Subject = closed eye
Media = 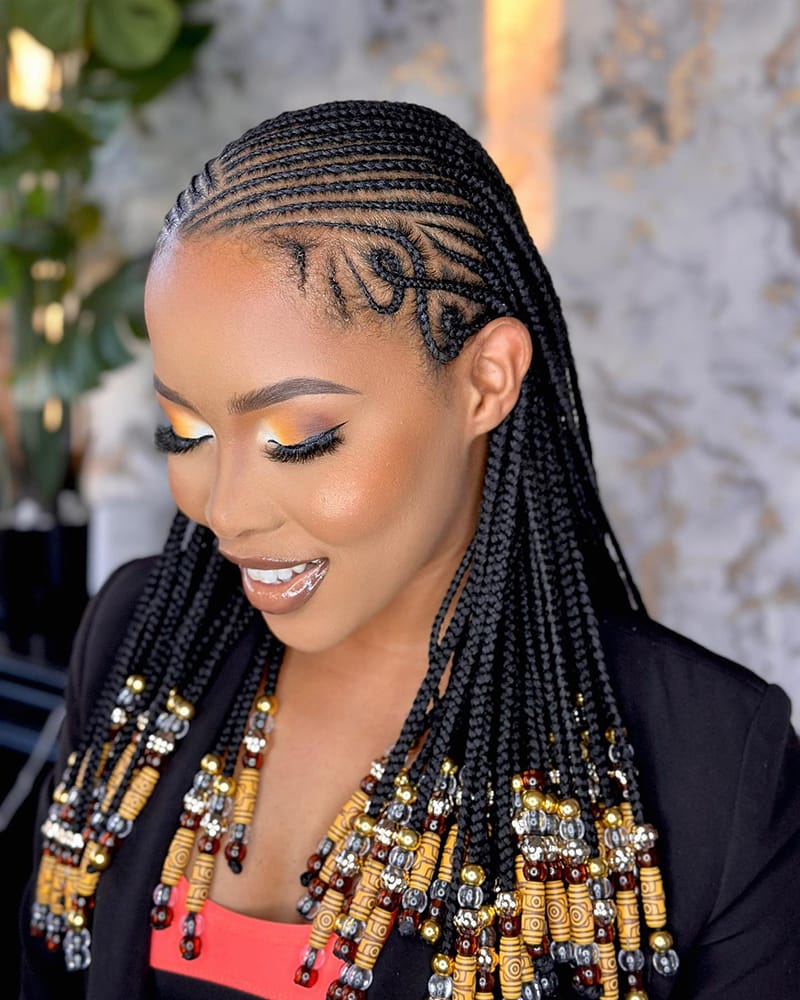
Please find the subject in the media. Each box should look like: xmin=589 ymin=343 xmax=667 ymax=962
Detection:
xmin=264 ymin=423 xmax=346 ymax=464
xmin=154 ymin=425 xmax=213 ymax=454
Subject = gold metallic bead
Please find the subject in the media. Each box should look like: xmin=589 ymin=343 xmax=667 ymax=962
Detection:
xmin=334 ymin=913 xmax=346 ymax=933
xmin=557 ymin=798 xmax=580 ymax=819
xmin=605 ymin=726 xmax=616 ymax=744
xmin=66 ymin=910 xmax=86 ymax=930
xmin=587 ymin=857 xmax=607 ymax=879
xmin=126 ymin=674 xmax=146 ymax=695
xmin=604 ymin=806 xmax=623 ymax=829
xmin=511 ymin=774 xmax=524 ymax=793
xmin=542 ymin=793 xmax=558 ymax=814
xmin=397 ymin=827 xmax=421 ymax=850
xmin=166 ymin=688 xmax=179 ymax=712
xmin=67 ymin=752 xmax=78 ymax=767
xmin=625 ymin=992 xmax=649 ymax=1000
xmin=575 ymin=692 xmax=584 ymax=707
xmin=441 ymin=758 xmax=458 ymax=775
xmin=256 ymin=694 xmax=277 ymax=714
xmin=394 ymin=770 xmax=410 ymax=787
xmin=174 ymin=699 xmax=195 ymax=721
xmin=53 ymin=783 xmax=69 ymax=805
xmin=200 ymin=754 xmax=222 ymax=774
xmin=90 ymin=847 xmax=111 ymax=871
xmin=213 ymin=776 xmax=236 ymax=796
xmin=396 ymin=785 xmax=417 ymax=805
xmin=431 ymin=953 xmax=453 ymax=976
xmin=420 ymin=920 xmax=441 ymax=944
xmin=353 ymin=813 xmax=375 ymax=835
xmin=547 ymin=732 xmax=556 ymax=744
xmin=649 ymin=930 xmax=673 ymax=952
xmin=460 ymin=864 xmax=485 ymax=886
xmin=522 ymin=789 xmax=544 ymax=810
xmin=478 ymin=904 xmax=495 ymax=927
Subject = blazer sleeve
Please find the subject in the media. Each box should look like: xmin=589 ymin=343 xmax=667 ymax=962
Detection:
xmin=18 ymin=556 xmax=159 ymax=1000
xmin=671 ymin=683 xmax=800 ymax=998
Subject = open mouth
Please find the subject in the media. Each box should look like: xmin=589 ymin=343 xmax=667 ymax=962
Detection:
xmin=239 ymin=558 xmax=329 ymax=615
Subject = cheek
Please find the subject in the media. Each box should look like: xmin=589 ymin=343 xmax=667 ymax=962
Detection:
xmin=167 ymin=459 xmax=211 ymax=526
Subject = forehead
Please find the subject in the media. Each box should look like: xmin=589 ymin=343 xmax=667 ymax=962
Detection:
xmin=144 ymin=234 xmax=434 ymax=405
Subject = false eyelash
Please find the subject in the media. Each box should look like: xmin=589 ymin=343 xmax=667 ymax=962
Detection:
xmin=265 ymin=424 xmax=345 ymax=464
xmin=154 ymin=425 xmax=209 ymax=455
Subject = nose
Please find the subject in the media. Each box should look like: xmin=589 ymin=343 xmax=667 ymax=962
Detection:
xmin=203 ymin=444 xmax=286 ymax=542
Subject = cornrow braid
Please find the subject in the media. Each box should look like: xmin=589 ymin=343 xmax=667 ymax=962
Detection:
xmin=31 ymin=101 xmax=680 ymax=999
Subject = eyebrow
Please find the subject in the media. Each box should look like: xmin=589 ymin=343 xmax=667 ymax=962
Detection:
xmin=153 ymin=374 xmax=360 ymax=414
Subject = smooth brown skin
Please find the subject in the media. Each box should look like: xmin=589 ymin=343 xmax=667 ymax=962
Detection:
xmin=145 ymin=234 xmax=532 ymax=922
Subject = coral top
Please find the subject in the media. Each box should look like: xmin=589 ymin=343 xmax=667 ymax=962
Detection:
xmin=150 ymin=876 xmax=342 ymax=1000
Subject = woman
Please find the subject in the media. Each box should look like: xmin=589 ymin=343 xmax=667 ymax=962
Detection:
xmin=21 ymin=101 xmax=800 ymax=1000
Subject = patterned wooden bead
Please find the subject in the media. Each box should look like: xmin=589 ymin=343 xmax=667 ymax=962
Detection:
xmin=640 ymin=866 xmax=667 ymax=929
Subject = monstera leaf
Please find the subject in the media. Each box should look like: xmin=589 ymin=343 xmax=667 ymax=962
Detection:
xmin=9 ymin=0 xmax=182 ymax=70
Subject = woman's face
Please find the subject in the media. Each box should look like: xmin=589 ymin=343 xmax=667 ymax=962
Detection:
xmin=145 ymin=235 xmax=487 ymax=653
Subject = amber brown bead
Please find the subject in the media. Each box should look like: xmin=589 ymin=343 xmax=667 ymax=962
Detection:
xmin=197 ymin=836 xmax=219 ymax=855
xmin=499 ymin=915 xmax=521 ymax=936
xmin=637 ymin=846 xmax=660 ymax=867
xmin=524 ymin=860 xmax=548 ymax=882
xmin=456 ymin=934 xmax=477 ymax=956
xmin=563 ymin=863 xmax=587 ymax=885
xmin=595 ymin=924 xmax=616 ymax=943
xmin=613 ymin=871 xmax=638 ymax=891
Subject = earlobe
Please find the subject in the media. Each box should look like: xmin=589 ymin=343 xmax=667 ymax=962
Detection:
xmin=465 ymin=316 xmax=533 ymax=436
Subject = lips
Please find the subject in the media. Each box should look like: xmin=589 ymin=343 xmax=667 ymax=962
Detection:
xmin=220 ymin=550 xmax=330 ymax=615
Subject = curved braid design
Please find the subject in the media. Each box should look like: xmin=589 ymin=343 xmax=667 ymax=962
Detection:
xmin=31 ymin=102 xmax=680 ymax=999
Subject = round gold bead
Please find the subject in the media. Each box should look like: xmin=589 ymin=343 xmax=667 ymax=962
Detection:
xmin=67 ymin=910 xmax=86 ymax=930
xmin=90 ymin=847 xmax=111 ymax=871
xmin=53 ymin=783 xmax=69 ymax=805
xmin=396 ymin=785 xmax=417 ymax=805
xmin=420 ymin=920 xmax=441 ymax=944
xmin=213 ymin=776 xmax=236 ymax=796
xmin=335 ymin=913 xmax=346 ymax=933
xmin=166 ymin=688 xmax=178 ymax=712
xmin=649 ymin=930 xmax=673 ymax=952
xmin=557 ymin=797 xmax=580 ymax=819
xmin=67 ymin=751 xmax=78 ymax=767
xmin=460 ymin=864 xmax=485 ymax=886
xmin=575 ymin=692 xmax=584 ymax=707
xmin=174 ymin=699 xmax=195 ymax=721
xmin=126 ymin=675 xmax=146 ymax=695
xmin=394 ymin=770 xmax=410 ymax=787
xmin=542 ymin=793 xmax=558 ymax=814
xmin=353 ymin=813 xmax=375 ymax=835
xmin=397 ymin=827 xmax=421 ymax=850
xmin=256 ymin=694 xmax=277 ymax=714
xmin=431 ymin=953 xmax=453 ymax=976
xmin=604 ymin=806 xmax=624 ymax=828
xmin=522 ymin=789 xmax=544 ymax=810
xmin=625 ymin=992 xmax=648 ymax=1000
xmin=605 ymin=726 xmax=617 ymax=744
xmin=587 ymin=857 xmax=607 ymax=879
xmin=478 ymin=904 xmax=495 ymax=927
xmin=511 ymin=774 xmax=524 ymax=793
xmin=441 ymin=758 xmax=458 ymax=775
xmin=200 ymin=754 xmax=222 ymax=774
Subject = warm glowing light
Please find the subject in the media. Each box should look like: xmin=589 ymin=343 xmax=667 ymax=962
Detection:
xmin=43 ymin=303 xmax=65 ymax=344
xmin=43 ymin=396 xmax=64 ymax=433
xmin=31 ymin=260 xmax=67 ymax=281
xmin=7 ymin=28 xmax=61 ymax=110
xmin=483 ymin=0 xmax=563 ymax=248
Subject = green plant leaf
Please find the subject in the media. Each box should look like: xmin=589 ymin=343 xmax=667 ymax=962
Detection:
xmin=0 ymin=106 xmax=97 ymax=179
xmin=7 ymin=0 xmax=87 ymax=52
xmin=89 ymin=0 xmax=182 ymax=71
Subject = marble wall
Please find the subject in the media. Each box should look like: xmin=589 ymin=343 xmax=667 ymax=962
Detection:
xmin=84 ymin=0 xmax=799 ymax=713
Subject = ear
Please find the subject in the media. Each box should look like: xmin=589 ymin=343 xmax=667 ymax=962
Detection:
xmin=459 ymin=316 xmax=533 ymax=438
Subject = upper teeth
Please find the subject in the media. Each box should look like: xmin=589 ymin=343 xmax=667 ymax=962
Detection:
xmin=245 ymin=563 xmax=308 ymax=584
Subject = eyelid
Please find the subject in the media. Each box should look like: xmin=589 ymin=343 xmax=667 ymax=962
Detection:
xmin=264 ymin=422 xmax=346 ymax=462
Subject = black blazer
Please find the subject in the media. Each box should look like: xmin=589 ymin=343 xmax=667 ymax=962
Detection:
xmin=19 ymin=557 xmax=800 ymax=1000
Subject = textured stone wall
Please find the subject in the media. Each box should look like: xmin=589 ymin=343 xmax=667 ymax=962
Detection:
xmin=85 ymin=0 xmax=798 ymax=713
xmin=546 ymin=0 xmax=800 ymax=713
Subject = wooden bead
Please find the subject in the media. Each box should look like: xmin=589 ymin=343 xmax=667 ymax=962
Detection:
xmin=185 ymin=851 xmax=215 ymax=912
xmin=118 ymin=764 xmax=160 ymax=821
xmin=567 ymin=882 xmax=595 ymax=945
xmin=545 ymin=880 xmax=570 ymax=941
xmin=408 ymin=830 xmax=440 ymax=892
xmin=75 ymin=868 xmax=101 ymax=899
xmin=349 ymin=857 xmax=383 ymax=922
xmin=453 ymin=953 xmax=476 ymax=1000
xmin=356 ymin=898 xmax=394 ymax=969
xmin=327 ymin=789 xmax=369 ymax=845
xmin=498 ymin=935 xmax=524 ymax=1000
xmin=437 ymin=823 xmax=459 ymax=884
xmin=160 ymin=827 xmax=196 ymax=886
xmin=598 ymin=941 xmax=619 ymax=1000
xmin=309 ymin=888 xmax=346 ymax=950
xmin=640 ymin=865 xmax=667 ymax=929
xmin=520 ymin=880 xmax=546 ymax=947
xmin=615 ymin=888 xmax=641 ymax=951
xmin=101 ymin=740 xmax=137 ymax=810
xmin=35 ymin=853 xmax=57 ymax=906
xmin=232 ymin=767 xmax=260 ymax=826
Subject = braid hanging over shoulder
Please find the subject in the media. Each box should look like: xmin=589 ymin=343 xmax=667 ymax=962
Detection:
xmin=31 ymin=101 xmax=679 ymax=1000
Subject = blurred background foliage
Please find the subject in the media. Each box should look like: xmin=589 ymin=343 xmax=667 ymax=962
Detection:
xmin=0 ymin=0 xmax=212 ymax=511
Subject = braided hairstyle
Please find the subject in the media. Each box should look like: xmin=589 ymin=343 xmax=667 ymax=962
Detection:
xmin=36 ymin=102 xmax=673 ymax=998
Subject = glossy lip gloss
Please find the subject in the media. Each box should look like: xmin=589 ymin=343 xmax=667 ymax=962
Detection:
xmin=232 ymin=556 xmax=330 ymax=615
